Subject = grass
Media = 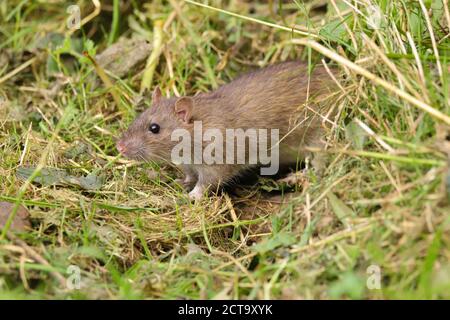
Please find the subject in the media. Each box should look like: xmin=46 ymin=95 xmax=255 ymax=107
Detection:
xmin=0 ymin=0 xmax=449 ymax=299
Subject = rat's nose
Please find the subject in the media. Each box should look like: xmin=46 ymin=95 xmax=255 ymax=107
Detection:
xmin=116 ymin=140 xmax=127 ymax=155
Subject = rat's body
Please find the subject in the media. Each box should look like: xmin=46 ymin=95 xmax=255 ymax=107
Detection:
xmin=117 ymin=61 xmax=338 ymax=200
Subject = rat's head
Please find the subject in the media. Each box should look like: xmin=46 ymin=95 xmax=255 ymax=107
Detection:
xmin=116 ymin=87 xmax=194 ymax=163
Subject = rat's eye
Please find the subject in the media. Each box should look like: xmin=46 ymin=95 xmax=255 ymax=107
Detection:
xmin=149 ymin=123 xmax=160 ymax=134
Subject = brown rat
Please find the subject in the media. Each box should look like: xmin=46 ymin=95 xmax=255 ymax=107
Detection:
xmin=117 ymin=61 xmax=339 ymax=200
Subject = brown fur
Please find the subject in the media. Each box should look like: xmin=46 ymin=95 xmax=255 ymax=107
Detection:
xmin=117 ymin=61 xmax=339 ymax=199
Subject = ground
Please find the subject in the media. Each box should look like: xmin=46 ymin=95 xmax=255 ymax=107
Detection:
xmin=0 ymin=0 xmax=449 ymax=299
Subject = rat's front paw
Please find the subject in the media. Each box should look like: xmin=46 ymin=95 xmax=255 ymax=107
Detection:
xmin=188 ymin=185 xmax=204 ymax=201
xmin=276 ymin=170 xmax=307 ymax=186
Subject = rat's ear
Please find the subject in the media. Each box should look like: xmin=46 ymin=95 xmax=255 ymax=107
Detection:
xmin=175 ymin=97 xmax=193 ymax=123
xmin=152 ymin=86 xmax=162 ymax=104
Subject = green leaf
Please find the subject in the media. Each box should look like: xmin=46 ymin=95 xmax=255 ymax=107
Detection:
xmin=327 ymin=192 xmax=355 ymax=227
xmin=299 ymin=216 xmax=319 ymax=246
xmin=17 ymin=166 xmax=104 ymax=190
xmin=252 ymin=231 xmax=296 ymax=254
xmin=418 ymin=229 xmax=442 ymax=298
xmin=328 ymin=272 xmax=366 ymax=299
xmin=345 ymin=120 xmax=368 ymax=150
